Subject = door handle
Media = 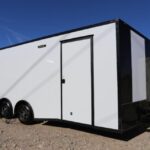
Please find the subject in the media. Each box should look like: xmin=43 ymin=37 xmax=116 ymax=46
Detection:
xmin=62 ymin=79 xmax=66 ymax=84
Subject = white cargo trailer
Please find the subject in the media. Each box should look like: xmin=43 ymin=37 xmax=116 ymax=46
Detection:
xmin=0 ymin=19 xmax=150 ymax=133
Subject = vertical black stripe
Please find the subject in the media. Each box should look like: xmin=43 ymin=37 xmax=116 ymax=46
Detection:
xmin=117 ymin=20 xmax=145 ymax=131
xmin=146 ymin=39 xmax=150 ymax=101
xmin=116 ymin=21 xmax=122 ymax=130
xmin=90 ymin=36 xmax=94 ymax=126
xmin=117 ymin=20 xmax=133 ymax=131
xmin=60 ymin=43 xmax=63 ymax=119
xmin=118 ymin=20 xmax=132 ymax=104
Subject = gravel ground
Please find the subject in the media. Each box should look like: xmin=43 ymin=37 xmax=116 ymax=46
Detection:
xmin=0 ymin=119 xmax=150 ymax=150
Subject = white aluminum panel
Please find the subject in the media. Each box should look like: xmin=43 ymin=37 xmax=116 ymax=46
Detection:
xmin=0 ymin=23 xmax=118 ymax=130
xmin=93 ymin=24 xmax=118 ymax=129
xmin=62 ymin=38 xmax=92 ymax=125
xmin=0 ymin=37 xmax=63 ymax=118
xmin=131 ymin=31 xmax=146 ymax=102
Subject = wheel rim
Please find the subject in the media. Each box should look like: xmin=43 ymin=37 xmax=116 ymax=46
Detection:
xmin=19 ymin=106 xmax=30 ymax=122
xmin=1 ymin=103 xmax=9 ymax=117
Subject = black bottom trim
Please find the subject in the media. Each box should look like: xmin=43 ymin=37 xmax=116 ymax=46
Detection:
xmin=33 ymin=118 xmax=150 ymax=140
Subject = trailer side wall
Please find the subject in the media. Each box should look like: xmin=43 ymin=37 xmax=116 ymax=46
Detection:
xmin=0 ymin=23 xmax=118 ymax=130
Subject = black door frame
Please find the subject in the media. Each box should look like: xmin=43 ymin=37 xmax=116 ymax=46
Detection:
xmin=60 ymin=35 xmax=94 ymax=126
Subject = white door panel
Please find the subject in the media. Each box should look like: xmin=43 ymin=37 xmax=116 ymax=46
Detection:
xmin=62 ymin=37 xmax=92 ymax=125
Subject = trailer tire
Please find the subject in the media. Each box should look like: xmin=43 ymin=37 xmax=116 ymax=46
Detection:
xmin=17 ymin=104 xmax=34 ymax=124
xmin=0 ymin=99 xmax=13 ymax=119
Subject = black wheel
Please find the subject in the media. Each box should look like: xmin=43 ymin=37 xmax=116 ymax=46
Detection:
xmin=17 ymin=104 xmax=34 ymax=124
xmin=0 ymin=100 xmax=13 ymax=119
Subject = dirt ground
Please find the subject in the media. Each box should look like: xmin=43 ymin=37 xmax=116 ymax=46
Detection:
xmin=0 ymin=119 xmax=150 ymax=150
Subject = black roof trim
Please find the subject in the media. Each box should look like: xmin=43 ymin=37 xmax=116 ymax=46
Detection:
xmin=118 ymin=19 xmax=150 ymax=41
xmin=0 ymin=18 xmax=149 ymax=50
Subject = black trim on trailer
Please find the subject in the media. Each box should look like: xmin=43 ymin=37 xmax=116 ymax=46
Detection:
xmin=61 ymin=35 xmax=93 ymax=44
xmin=34 ymin=118 xmax=122 ymax=133
xmin=117 ymin=20 xmax=150 ymax=131
xmin=33 ymin=118 xmax=144 ymax=135
xmin=91 ymin=36 xmax=95 ymax=126
xmin=146 ymin=39 xmax=150 ymax=102
xmin=60 ymin=35 xmax=94 ymax=125
xmin=118 ymin=20 xmax=133 ymax=104
xmin=60 ymin=43 xmax=63 ymax=119
xmin=117 ymin=20 xmax=136 ymax=131
xmin=119 ymin=20 xmax=149 ymax=41
xmin=116 ymin=20 xmax=122 ymax=131
xmin=121 ymin=99 xmax=148 ymax=106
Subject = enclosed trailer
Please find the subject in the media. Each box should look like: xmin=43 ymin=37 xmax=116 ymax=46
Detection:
xmin=0 ymin=19 xmax=150 ymax=133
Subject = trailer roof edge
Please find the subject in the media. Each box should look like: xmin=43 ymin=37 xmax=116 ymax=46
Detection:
xmin=118 ymin=19 xmax=150 ymax=41
xmin=0 ymin=18 xmax=149 ymax=50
